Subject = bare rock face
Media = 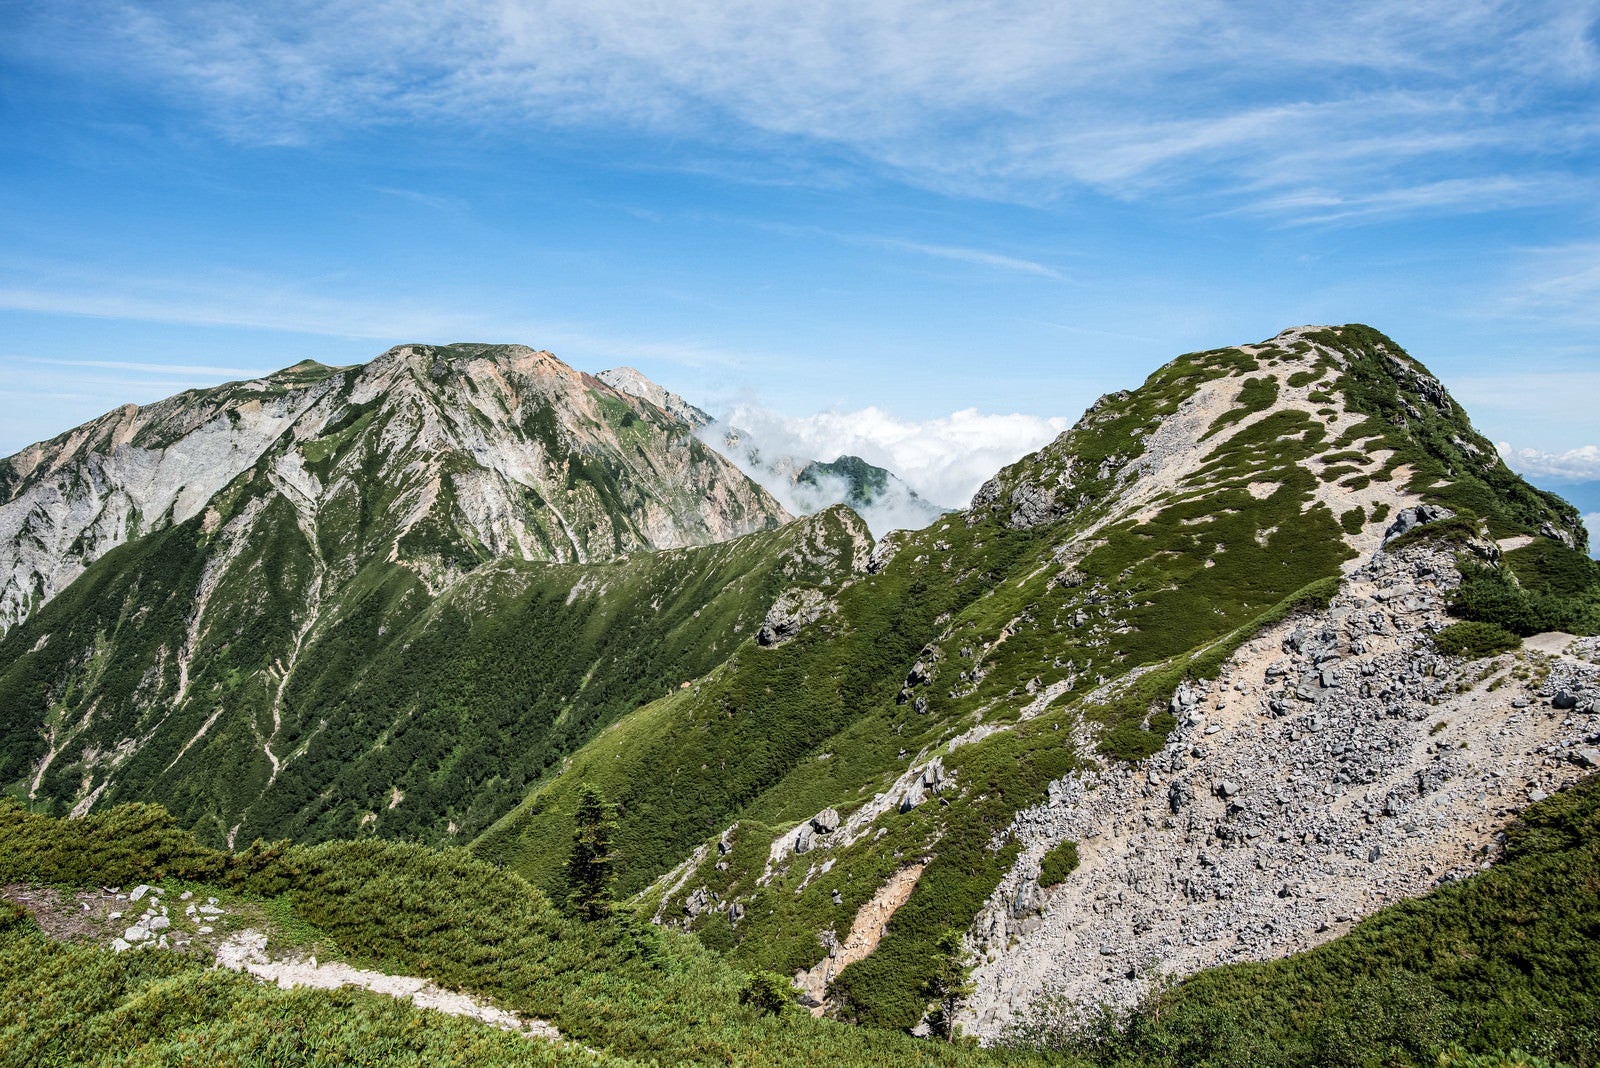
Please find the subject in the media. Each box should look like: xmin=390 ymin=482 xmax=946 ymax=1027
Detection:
xmin=0 ymin=378 xmax=333 ymax=635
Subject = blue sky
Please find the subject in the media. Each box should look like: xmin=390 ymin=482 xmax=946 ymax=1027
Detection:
xmin=2 ymin=1 xmax=1598 ymax=519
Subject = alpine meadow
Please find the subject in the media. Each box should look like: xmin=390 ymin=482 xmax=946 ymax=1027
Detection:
xmin=6 ymin=2 xmax=1600 ymax=1064
xmin=2 ymin=324 xmax=1597 ymax=1066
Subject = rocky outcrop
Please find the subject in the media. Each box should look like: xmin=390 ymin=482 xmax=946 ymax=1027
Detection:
xmin=757 ymin=587 xmax=836 ymax=646
xmin=1382 ymin=504 xmax=1456 ymax=545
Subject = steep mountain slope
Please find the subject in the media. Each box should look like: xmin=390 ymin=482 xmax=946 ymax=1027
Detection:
xmin=477 ymin=325 xmax=1597 ymax=1033
xmin=0 ymin=343 xmax=809 ymax=844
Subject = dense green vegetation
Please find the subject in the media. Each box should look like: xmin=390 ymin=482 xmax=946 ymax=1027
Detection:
xmin=1005 ymin=775 xmax=1600 ymax=1067
xmin=1038 ymin=840 xmax=1080 ymax=887
xmin=0 ymin=798 xmax=1047 ymax=1067
xmin=1448 ymin=554 xmax=1600 ymax=637
xmin=1432 ymin=621 xmax=1523 ymax=659
xmin=0 ymin=495 xmax=859 ymax=847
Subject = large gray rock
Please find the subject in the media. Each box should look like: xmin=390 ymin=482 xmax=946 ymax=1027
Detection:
xmin=810 ymin=808 xmax=841 ymax=834
xmin=1381 ymin=505 xmax=1456 ymax=545
xmin=900 ymin=784 xmax=925 ymax=813
xmin=1006 ymin=483 xmax=1063 ymax=530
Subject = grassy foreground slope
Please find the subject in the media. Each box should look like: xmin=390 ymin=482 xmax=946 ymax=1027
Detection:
xmin=3 ymin=783 xmax=1595 ymax=1066
xmin=0 ymin=797 xmax=1043 ymax=1068
xmin=478 ymin=326 xmax=1595 ymax=1032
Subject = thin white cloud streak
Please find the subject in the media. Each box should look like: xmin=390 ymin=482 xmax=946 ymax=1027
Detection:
xmin=1450 ymin=372 xmax=1600 ymax=424
xmin=0 ymin=272 xmax=783 ymax=374
xmin=874 ymin=239 xmax=1065 ymax=280
xmin=0 ymin=283 xmax=440 ymax=340
xmin=1236 ymin=174 xmax=1586 ymax=226
xmin=1497 ymin=442 xmax=1600 ymax=481
xmin=372 ymin=187 xmax=468 ymax=212
xmin=1495 ymin=243 xmax=1600 ymax=327
xmin=742 ymin=218 xmax=1068 ymax=280
xmin=19 ymin=357 xmax=276 ymax=378
xmin=15 ymin=0 xmax=1599 ymax=217
xmin=715 ymin=401 xmax=1069 ymax=507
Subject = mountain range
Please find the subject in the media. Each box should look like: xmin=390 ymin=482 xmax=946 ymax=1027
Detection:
xmin=2 ymin=324 xmax=1597 ymax=1065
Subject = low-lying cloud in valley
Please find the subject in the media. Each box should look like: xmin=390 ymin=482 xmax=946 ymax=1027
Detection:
xmin=703 ymin=402 xmax=1069 ymax=535
xmin=1497 ymin=442 xmax=1600 ymax=481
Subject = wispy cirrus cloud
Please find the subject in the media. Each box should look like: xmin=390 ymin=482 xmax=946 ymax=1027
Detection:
xmin=11 ymin=0 xmax=1598 ymax=218
xmin=0 ymin=263 xmax=794 ymax=373
xmin=19 ymin=356 xmax=275 ymax=378
xmin=873 ymin=239 xmax=1066 ymax=280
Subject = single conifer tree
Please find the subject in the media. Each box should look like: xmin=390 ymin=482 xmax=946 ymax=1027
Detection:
xmin=566 ymin=783 xmax=618 ymax=920
xmin=925 ymin=929 xmax=975 ymax=1041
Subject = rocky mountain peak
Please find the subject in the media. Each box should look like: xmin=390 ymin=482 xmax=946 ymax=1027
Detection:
xmin=967 ymin=323 xmax=1582 ymax=559
xmin=0 ymin=342 xmax=789 ymax=634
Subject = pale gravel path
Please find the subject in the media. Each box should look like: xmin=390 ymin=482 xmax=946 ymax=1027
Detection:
xmin=215 ymin=928 xmax=561 ymax=1040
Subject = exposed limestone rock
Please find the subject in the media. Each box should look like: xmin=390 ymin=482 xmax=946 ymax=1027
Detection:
xmin=595 ymin=367 xmax=713 ymax=429
xmin=961 ymin=543 xmax=1600 ymax=1037
xmin=1382 ymin=504 xmax=1456 ymax=545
